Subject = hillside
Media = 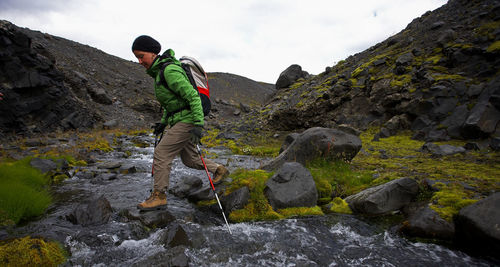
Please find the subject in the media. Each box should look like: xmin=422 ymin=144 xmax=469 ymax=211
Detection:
xmin=0 ymin=20 xmax=274 ymax=138
xmin=240 ymin=0 xmax=499 ymax=145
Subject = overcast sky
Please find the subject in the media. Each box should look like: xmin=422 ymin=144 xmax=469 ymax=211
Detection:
xmin=0 ymin=0 xmax=447 ymax=83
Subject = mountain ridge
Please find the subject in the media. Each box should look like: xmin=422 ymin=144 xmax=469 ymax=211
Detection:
xmin=0 ymin=21 xmax=274 ymax=138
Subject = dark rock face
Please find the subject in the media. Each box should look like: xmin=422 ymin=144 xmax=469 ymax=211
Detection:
xmin=455 ymin=192 xmax=500 ymax=256
xmin=260 ymin=0 xmax=500 ymax=143
xmin=263 ymin=127 xmax=362 ymax=171
xmin=264 ymin=162 xmax=318 ymax=210
xmin=345 ymin=178 xmax=419 ymax=215
xmin=0 ymin=20 xmax=97 ymax=137
xmin=66 ymin=195 xmax=113 ymax=226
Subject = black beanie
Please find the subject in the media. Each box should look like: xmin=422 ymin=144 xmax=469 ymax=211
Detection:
xmin=132 ymin=35 xmax=161 ymax=54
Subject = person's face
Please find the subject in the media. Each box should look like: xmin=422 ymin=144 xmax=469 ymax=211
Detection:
xmin=133 ymin=50 xmax=157 ymax=69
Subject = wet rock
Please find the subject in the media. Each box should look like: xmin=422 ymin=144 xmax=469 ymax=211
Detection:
xmin=159 ymin=223 xmax=192 ymax=248
xmin=66 ymin=195 xmax=113 ymax=226
xmin=74 ymin=170 xmax=94 ymax=179
xmin=170 ymin=247 xmax=189 ymax=267
xmin=221 ymin=186 xmax=250 ymax=213
xmin=345 ymin=177 xmax=419 ymax=215
xmin=30 ymin=157 xmax=58 ymax=174
xmin=169 ymin=175 xmax=203 ymax=198
xmin=400 ymin=206 xmax=455 ymax=240
xmin=98 ymin=161 xmax=122 ymax=169
xmin=264 ymin=162 xmax=318 ymax=210
xmin=124 ymin=208 xmax=176 ymax=229
xmin=275 ymin=64 xmax=308 ymax=89
xmin=93 ymin=173 xmax=118 ymax=181
xmin=119 ymin=164 xmax=137 ymax=174
xmin=187 ymin=185 xmax=214 ymax=202
xmin=455 ymin=192 xmax=500 ymax=256
xmin=263 ymin=127 xmax=362 ymax=171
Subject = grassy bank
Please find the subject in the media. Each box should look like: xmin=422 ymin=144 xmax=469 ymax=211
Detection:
xmin=0 ymin=157 xmax=52 ymax=225
xmin=205 ymin=127 xmax=499 ymax=222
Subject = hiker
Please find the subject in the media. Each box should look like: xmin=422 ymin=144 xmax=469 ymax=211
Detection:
xmin=131 ymin=35 xmax=229 ymax=211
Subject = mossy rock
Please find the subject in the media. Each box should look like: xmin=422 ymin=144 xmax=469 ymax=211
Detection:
xmin=0 ymin=236 xmax=66 ymax=266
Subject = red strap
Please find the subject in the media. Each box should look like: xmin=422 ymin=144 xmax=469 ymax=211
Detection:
xmin=198 ymin=87 xmax=209 ymax=97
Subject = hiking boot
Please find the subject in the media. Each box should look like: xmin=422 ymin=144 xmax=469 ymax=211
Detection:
xmin=137 ymin=190 xmax=167 ymax=211
xmin=212 ymin=165 xmax=229 ymax=184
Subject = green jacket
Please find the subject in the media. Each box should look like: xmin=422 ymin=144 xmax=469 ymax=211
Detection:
xmin=146 ymin=49 xmax=204 ymax=127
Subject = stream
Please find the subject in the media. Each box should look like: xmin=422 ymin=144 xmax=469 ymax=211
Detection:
xmin=11 ymin=134 xmax=497 ymax=266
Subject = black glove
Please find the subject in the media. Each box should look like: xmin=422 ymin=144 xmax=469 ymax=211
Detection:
xmin=189 ymin=126 xmax=203 ymax=144
xmin=152 ymin=122 xmax=166 ymax=136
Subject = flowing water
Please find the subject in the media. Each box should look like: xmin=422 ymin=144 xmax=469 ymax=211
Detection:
xmin=12 ymin=134 xmax=497 ymax=266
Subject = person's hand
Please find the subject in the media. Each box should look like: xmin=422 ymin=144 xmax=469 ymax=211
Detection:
xmin=152 ymin=122 xmax=166 ymax=136
xmin=0 ymin=92 xmax=3 ymax=100
xmin=189 ymin=126 xmax=203 ymax=144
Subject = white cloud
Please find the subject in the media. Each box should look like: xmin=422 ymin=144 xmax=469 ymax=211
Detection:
xmin=0 ymin=0 xmax=447 ymax=83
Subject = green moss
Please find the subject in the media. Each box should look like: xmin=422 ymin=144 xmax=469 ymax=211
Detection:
xmin=307 ymin=158 xmax=373 ymax=197
xmin=227 ymin=169 xmax=279 ymax=222
xmin=0 ymin=236 xmax=66 ymax=266
xmin=278 ymin=206 xmax=323 ymax=218
xmin=0 ymin=158 xmax=52 ymax=224
xmin=351 ymin=127 xmax=500 ymax=220
xmin=329 ymin=197 xmax=352 ymax=214
xmin=351 ymin=53 xmax=389 ymax=78
xmin=73 ymin=160 xmax=88 ymax=167
xmin=475 ymin=21 xmax=500 ymax=40
xmin=429 ymin=183 xmax=478 ymax=221
xmin=487 ymin=40 xmax=500 ymax=53
xmin=432 ymin=74 xmax=466 ymax=81
xmin=52 ymin=174 xmax=69 ymax=184
xmin=390 ymin=74 xmax=412 ymax=87
xmin=201 ymin=128 xmax=281 ymax=157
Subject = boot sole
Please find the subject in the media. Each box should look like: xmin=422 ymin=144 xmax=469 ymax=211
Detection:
xmin=137 ymin=204 xmax=167 ymax=211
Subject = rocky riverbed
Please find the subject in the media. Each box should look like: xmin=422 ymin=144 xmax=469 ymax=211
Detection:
xmin=2 ymin=133 xmax=498 ymax=266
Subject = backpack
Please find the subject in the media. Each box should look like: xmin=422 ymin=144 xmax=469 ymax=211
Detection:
xmin=159 ymin=56 xmax=211 ymax=117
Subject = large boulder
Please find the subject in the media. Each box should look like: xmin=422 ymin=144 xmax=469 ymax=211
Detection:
xmin=275 ymin=64 xmax=308 ymax=89
xmin=454 ymin=192 xmax=500 ymax=256
xmin=262 ymin=127 xmax=362 ymax=171
xmin=264 ymin=162 xmax=317 ymax=210
xmin=345 ymin=177 xmax=419 ymax=215
xmin=400 ymin=206 xmax=455 ymax=240
xmin=461 ymin=102 xmax=500 ymax=139
xmin=66 ymin=195 xmax=113 ymax=226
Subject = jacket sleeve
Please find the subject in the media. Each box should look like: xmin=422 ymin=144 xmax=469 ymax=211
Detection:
xmin=164 ymin=65 xmax=204 ymax=126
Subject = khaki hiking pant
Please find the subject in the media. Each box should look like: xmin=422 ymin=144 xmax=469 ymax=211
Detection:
xmin=153 ymin=122 xmax=220 ymax=192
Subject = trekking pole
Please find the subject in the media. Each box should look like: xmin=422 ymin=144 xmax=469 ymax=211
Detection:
xmin=196 ymin=144 xmax=232 ymax=235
